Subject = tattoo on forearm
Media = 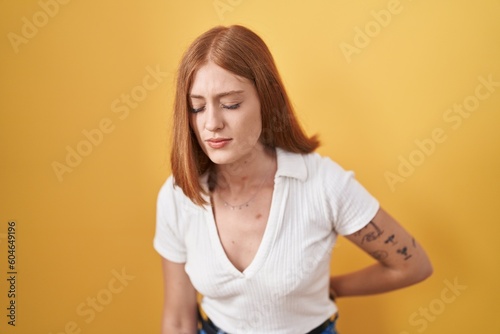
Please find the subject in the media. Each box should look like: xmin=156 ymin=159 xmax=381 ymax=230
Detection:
xmin=397 ymin=246 xmax=412 ymax=260
xmin=357 ymin=221 xmax=384 ymax=243
xmin=384 ymin=234 xmax=397 ymax=245
xmin=370 ymin=250 xmax=388 ymax=260
xmin=412 ymin=238 xmax=417 ymax=248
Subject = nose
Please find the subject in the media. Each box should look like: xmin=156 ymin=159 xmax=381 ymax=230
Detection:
xmin=204 ymin=104 xmax=224 ymax=132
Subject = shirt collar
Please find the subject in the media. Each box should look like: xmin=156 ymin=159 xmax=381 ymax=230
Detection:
xmin=199 ymin=147 xmax=308 ymax=187
xmin=275 ymin=147 xmax=308 ymax=181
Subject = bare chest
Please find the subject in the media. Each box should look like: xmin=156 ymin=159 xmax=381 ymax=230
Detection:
xmin=212 ymin=186 xmax=273 ymax=272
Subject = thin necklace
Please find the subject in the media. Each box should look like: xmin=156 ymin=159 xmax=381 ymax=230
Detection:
xmin=218 ymin=175 xmax=269 ymax=210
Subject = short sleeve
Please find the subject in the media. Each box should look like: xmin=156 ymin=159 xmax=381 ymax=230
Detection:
xmin=321 ymin=157 xmax=380 ymax=235
xmin=153 ymin=176 xmax=187 ymax=263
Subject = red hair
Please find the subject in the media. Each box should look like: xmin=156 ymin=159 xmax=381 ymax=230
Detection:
xmin=171 ymin=25 xmax=319 ymax=205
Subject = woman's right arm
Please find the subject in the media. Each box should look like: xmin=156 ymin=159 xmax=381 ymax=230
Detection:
xmin=160 ymin=257 xmax=198 ymax=334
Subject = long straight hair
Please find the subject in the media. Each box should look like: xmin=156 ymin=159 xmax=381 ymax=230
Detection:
xmin=171 ymin=25 xmax=319 ymax=206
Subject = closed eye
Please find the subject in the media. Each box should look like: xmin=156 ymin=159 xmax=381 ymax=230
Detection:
xmin=190 ymin=106 xmax=205 ymax=113
xmin=223 ymin=103 xmax=241 ymax=110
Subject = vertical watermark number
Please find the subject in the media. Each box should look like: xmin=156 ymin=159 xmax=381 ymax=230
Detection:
xmin=6 ymin=221 xmax=17 ymax=326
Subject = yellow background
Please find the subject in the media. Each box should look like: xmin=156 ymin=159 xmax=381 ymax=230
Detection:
xmin=1 ymin=0 xmax=499 ymax=333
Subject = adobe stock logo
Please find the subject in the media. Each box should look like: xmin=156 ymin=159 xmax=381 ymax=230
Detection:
xmin=399 ymin=277 xmax=467 ymax=334
xmin=385 ymin=74 xmax=499 ymax=192
xmin=213 ymin=0 xmax=244 ymax=21
xmin=48 ymin=268 xmax=135 ymax=334
xmin=339 ymin=0 xmax=415 ymax=64
xmin=7 ymin=0 xmax=72 ymax=54
xmin=51 ymin=65 xmax=169 ymax=182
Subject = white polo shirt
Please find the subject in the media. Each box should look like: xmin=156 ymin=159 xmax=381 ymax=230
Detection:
xmin=154 ymin=148 xmax=379 ymax=333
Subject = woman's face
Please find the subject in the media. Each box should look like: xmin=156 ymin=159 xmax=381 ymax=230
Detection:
xmin=189 ymin=61 xmax=263 ymax=166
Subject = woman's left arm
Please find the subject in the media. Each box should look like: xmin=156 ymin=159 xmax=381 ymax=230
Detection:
xmin=330 ymin=207 xmax=433 ymax=298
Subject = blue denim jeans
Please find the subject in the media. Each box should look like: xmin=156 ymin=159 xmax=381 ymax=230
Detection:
xmin=320 ymin=318 xmax=338 ymax=334
xmin=198 ymin=316 xmax=338 ymax=334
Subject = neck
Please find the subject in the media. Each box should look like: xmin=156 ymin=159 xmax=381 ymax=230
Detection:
xmin=213 ymin=145 xmax=276 ymax=194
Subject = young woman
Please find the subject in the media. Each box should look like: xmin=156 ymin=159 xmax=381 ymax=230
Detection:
xmin=154 ymin=25 xmax=432 ymax=334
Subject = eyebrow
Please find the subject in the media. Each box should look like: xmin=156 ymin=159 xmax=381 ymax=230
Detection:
xmin=189 ymin=90 xmax=244 ymax=99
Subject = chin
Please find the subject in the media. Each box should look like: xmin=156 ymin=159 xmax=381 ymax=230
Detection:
xmin=205 ymin=148 xmax=251 ymax=167
xmin=205 ymin=150 xmax=236 ymax=165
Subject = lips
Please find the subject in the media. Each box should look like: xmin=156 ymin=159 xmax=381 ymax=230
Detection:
xmin=206 ymin=138 xmax=232 ymax=149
